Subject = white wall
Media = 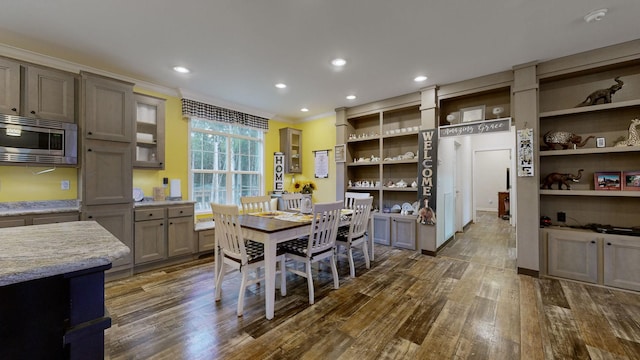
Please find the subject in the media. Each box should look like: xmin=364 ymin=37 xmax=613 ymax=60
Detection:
xmin=474 ymin=150 xmax=510 ymax=211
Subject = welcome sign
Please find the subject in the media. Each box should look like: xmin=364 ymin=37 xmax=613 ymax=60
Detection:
xmin=418 ymin=129 xmax=437 ymax=225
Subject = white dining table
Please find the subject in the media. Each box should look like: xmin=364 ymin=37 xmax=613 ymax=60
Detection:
xmin=213 ymin=210 xmax=372 ymax=320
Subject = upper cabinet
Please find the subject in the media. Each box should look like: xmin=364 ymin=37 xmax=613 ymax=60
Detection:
xmin=134 ymin=93 xmax=166 ymax=169
xmin=0 ymin=57 xmax=76 ymax=123
xmin=280 ymin=127 xmax=302 ymax=173
xmin=82 ymin=72 xmax=134 ymax=143
xmin=0 ymin=57 xmax=20 ymax=115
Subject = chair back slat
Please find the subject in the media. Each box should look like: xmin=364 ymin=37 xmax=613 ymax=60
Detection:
xmin=211 ymin=203 xmax=247 ymax=263
xmin=282 ymin=193 xmax=304 ymax=210
xmin=344 ymin=191 xmax=370 ymax=209
xmin=347 ymin=197 xmax=373 ymax=242
xmin=306 ymin=201 xmax=342 ymax=255
xmin=240 ymin=195 xmax=272 ymax=214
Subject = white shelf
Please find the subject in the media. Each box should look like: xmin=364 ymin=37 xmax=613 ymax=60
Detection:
xmin=347 ymin=162 xmax=380 ymax=167
xmin=540 ymin=145 xmax=640 ymax=156
xmin=539 ymin=99 xmax=640 ymax=118
xmin=540 ymin=190 xmax=640 ymax=197
xmin=383 ymin=187 xmax=418 ymax=192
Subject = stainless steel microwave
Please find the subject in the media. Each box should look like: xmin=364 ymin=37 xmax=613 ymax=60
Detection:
xmin=0 ymin=114 xmax=78 ymax=165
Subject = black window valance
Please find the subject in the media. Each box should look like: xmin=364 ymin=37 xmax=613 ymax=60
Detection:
xmin=181 ymin=98 xmax=269 ymax=130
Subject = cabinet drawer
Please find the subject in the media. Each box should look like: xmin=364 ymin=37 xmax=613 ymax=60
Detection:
xmin=168 ymin=206 xmax=193 ymax=218
xmin=32 ymin=213 xmax=79 ymax=225
xmin=134 ymin=208 xmax=164 ymax=221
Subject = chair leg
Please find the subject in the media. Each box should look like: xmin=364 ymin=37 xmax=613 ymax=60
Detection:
xmin=347 ymin=246 xmax=356 ymax=278
xmin=306 ymin=260 xmax=315 ymax=305
xmin=215 ymin=263 xmax=225 ymax=301
xmin=237 ymin=269 xmax=248 ymax=317
xmin=279 ymin=257 xmax=287 ymax=296
xmin=363 ymin=241 xmax=371 ymax=269
xmin=330 ymin=253 xmax=340 ymax=289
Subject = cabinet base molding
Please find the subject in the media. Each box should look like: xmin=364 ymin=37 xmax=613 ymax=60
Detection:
xmin=421 ymin=249 xmax=436 ymax=257
xmin=517 ymin=267 xmax=539 ymax=277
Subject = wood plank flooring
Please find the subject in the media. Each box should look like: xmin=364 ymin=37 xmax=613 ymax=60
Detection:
xmin=105 ymin=211 xmax=640 ymax=359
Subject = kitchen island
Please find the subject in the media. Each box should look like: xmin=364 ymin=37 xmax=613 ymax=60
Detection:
xmin=0 ymin=221 xmax=129 ymax=359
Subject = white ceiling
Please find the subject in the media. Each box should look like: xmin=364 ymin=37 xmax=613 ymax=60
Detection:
xmin=1 ymin=1 xmax=639 ymax=122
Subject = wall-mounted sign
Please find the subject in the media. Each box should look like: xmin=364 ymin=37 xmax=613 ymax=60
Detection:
xmin=439 ymin=118 xmax=511 ymax=138
xmin=418 ymin=129 xmax=437 ymax=225
xmin=517 ymin=129 xmax=534 ymax=177
xmin=274 ymin=152 xmax=285 ymax=192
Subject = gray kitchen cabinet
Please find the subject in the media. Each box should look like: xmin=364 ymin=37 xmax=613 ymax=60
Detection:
xmin=83 ymin=204 xmax=133 ymax=272
xmin=603 ymin=235 xmax=640 ymax=291
xmin=167 ymin=205 xmax=195 ymax=257
xmin=0 ymin=57 xmax=20 ymax=115
xmin=134 ymin=208 xmax=166 ymax=265
xmin=134 ymin=93 xmax=166 ymax=169
xmin=23 ymin=64 xmax=76 ymax=123
xmin=82 ymin=72 xmax=134 ymax=142
xmin=391 ymin=214 xmax=416 ymax=250
xmin=547 ymin=229 xmax=598 ymax=284
xmin=372 ymin=214 xmax=391 ymax=246
xmin=0 ymin=217 xmax=26 ymax=228
xmin=31 ymin=213 xmax=79 ymax=225
xmin=279 ymin=127 xmax=302 ymax=173
xmin=198 ymin=229 xmax=215 ymax=252
xmin=83 ymin=140 xmax=133 ymax=205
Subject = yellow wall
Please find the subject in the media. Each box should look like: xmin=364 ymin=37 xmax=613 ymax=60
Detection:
xmin=0 ymin=165 xmax=78 ymax=201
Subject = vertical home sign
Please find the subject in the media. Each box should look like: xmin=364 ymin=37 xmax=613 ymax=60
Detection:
xmin=274 ymin=152 xmax=285 ymax=193
xmin=418 ymin=129 xmax=437 ymax=225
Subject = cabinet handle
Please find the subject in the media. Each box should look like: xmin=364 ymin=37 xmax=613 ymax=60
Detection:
xmin=607 ymin=242 xmax=612 ymax=246
xmin=179 ymin=210 xmax=183 ymax=214
xmin=88 ymin=149 xmax=92 ymax=152
xmin=88 ymin=131 xmax=93 ymax=135
xmin=88 ymin=215 xmax=93 ymax=219
xmin=159 ymin=162 xmax=163 ymax=166
xmin=170 ymin=222 xmax=173 ymax=225
xmin=30 ymin=110 xmax=36 ymax=114
xmin=591 ymin=240 xmax=596 ymax=244
xmin=160 ymin=223 xmax=163 ymax=226
xmin=11 ymin=107 xmax=16 ymax=112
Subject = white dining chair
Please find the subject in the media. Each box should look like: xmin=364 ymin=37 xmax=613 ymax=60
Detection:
xmin=280 ymin=201 xmax=342 ymax=304
xmin=211 ymin=203 xmax=287 ymax=316
xmin=344 ymin=191 xmax=370 ymax=209
xmin=240 ymin=195 xmax=272 ymax=214
xmin=336 ymin=196 xmax=373 ymax=277
xmin=281 ymin=193 xmax=304 ymax=210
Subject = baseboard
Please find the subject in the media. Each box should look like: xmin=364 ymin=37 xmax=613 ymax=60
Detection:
xmin=517 ymin=267 xmax=539 ymax=278
xmin=421 ymin=249 xmax=436 ymax=257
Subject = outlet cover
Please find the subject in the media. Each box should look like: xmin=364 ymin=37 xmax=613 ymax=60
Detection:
xmin=61 ymin=180 xmax=70 ymax=190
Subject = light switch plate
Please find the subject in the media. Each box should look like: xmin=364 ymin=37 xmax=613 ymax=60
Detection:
xmin=61 ymin=180 xmax=70 ymax=190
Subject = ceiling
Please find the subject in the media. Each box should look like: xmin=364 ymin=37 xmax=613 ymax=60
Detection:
xmin=1 ymin=1 xmax=639 ymax=122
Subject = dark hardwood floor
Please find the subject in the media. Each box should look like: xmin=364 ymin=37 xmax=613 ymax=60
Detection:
xmin=105 ymin=212 xmax=640 ymax=359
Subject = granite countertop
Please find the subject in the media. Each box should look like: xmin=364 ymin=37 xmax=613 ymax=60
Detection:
xmin=0 ymin=221 xmax=130 ymax=286
xmin=0 ymin=200 xmax=80 ymax=216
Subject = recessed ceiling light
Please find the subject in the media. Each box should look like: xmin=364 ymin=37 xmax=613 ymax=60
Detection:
xmin=331 ymin=58 xmax=347 ymax=67
xmin=275 ymin=83 xmax=287 ymax=89
xmin=173 ymin=66 xmax=190 ymax=74
xmin=414 ymin=75 xmax=428 ymax=82
xmin=584 ymin=8 xmax=607 ymax=23
xmin=346 ymin=95 xmax=356 ymax=100
xmin=301 ymin=108 xmax=309 ymax=112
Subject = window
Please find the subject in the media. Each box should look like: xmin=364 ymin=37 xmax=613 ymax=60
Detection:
xmin=189 ymin=118 xmax=264 ymax=212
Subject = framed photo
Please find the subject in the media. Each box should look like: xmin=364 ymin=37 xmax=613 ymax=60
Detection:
xmin=594 ymin=171 xmax=622 ymax=190
xmin=334 ymin=144 xmax=346 ymax=163
xmin=460 ymin=105 xmax=485 ymax=123
xmin=596 ymin=137 xmax=606 ymax=148
xmin=622 ymin=171 xmax=640 ymax=191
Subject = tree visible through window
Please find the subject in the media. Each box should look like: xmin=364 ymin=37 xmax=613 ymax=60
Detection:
xmin=190 ymin=118 xmax=264 ymax=212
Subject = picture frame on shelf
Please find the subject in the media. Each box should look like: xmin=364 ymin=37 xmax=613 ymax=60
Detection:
xmin=460 ymin=105 xmax=485 ymax=123
xmin=622 ymin=171 xmax=640 ymax=191
xmin=334 ymin=144 xmax=346 ymax=163
xmin=596 ymin=137 xmax=606 ymax=148
xmin=594 ymin=171 xmax=622 ymax=190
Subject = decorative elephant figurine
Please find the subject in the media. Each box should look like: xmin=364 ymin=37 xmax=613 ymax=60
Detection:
xmin=540 ymin=169 xmax=584 ymax=190
xmin=542 ymin=131 xmax=594 ymax=150
xmin=576 ymin=77 xmax=624 ymax=107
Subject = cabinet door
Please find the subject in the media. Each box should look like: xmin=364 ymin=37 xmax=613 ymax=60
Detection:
xmin=134 ymin=93 xmax=165 ymax=169
xmin=279 ymin=127 xmax=302 ymax=173
xmin=198 ymin=229 xmax=215 ymax=252
xmin=372 ymin=214 xmax=390 ymax=245
xmin=168 ymin=216 xmax=194 ymax=257
xmin=0 ymin=57 xmax=20 ymax=115
xmin=24 ymin=65 xmax=75 ymax=123
xmin=82 ymin=73 xmax=133 ymax=142
xmin=547 ymin=230 xmax=598 ymax=283
xmin=83 ymin=204 xmax=133 ymax=270
xmin=604 ymin=235 xmax=640 ymax=291
xmin=391 ymin=215 xmax=416 ymax=250
xmin=84 ymin=140 xmax=132 ymax=205
xmin=134 ymin=219 xmax=166 ymax=264
xmin=32 ymin=213 xmax=79 ymax=225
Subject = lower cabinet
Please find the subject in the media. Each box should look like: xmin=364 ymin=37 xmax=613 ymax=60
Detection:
xmin=545 ymin=228 xmax=640 ymax=291
xmin=372 ymin=213 xmax=416 ymax=250
xmin=83 ymin=204 xmax=134 ymax=272
xmin=134 ymin=204 xmax=194 ymax=266
xmin=0 ymin=212 xmax=79 ymax=228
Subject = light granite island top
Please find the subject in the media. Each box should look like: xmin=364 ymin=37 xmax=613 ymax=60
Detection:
xmin=0 ymin=220 xmax=130 ymax=286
